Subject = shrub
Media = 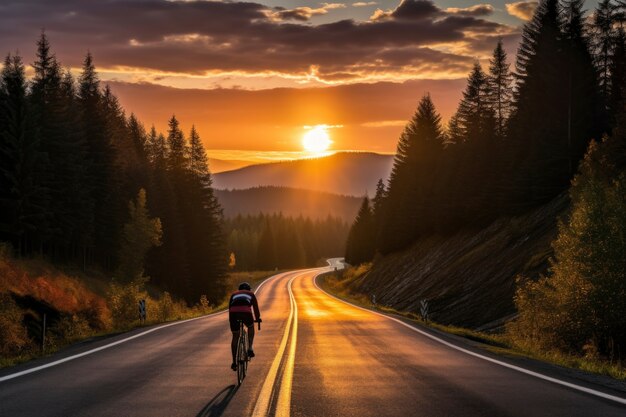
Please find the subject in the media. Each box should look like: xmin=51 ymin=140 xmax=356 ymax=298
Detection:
xmin=108 ymin=283 xmax=144 ymax=328
xmin=157 ymin=292 xmax=174 ymax=322
xmin=0 ymin=294 xmax=31 ymax=356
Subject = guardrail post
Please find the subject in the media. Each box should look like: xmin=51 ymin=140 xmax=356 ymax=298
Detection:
xmin=420 ymin=299 xmax=429 ymax=322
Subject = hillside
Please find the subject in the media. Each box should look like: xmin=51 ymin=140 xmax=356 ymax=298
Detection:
xmin=347 ymin=194 xmax=569 ymax=330
xmin=213 ymin=152 xmax=394 ymax=196
xmin=215 ymin=187 xmax=361 ymax=221
xmin=208 ymin=158 xmax=254 ymax=173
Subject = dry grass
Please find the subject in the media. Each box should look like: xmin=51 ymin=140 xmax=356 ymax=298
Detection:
xmin=0 ymin=245 xmax=278 ymax=368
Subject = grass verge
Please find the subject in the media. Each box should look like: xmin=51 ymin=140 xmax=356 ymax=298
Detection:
xmin=0 ymin=259 xmax=279 ymax=369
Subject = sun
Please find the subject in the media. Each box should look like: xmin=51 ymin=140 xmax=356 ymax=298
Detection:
xmin=302 ymin=125 xmax=332 ymax=154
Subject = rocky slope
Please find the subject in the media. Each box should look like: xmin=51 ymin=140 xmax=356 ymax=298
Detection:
xmin=351 ymin=194 xmax=569 ymax=330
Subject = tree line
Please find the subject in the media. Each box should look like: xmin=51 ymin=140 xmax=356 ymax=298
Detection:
xmin=346 ymin=0 xmax=626 ymax=264
xmin=0 ymin=34 xmax=227 ymax=303
xmin=225 ymin=213 xmax=350 ymax=271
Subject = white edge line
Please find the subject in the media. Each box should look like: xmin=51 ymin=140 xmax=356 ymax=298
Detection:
xmin=313 ymin=274 xmax=626 ymax=406
xmin=0 ymin=271 xmax=283 ymax=383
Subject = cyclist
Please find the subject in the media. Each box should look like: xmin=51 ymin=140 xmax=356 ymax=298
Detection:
xmin=228 ymin=282 xmax=261 ymax=371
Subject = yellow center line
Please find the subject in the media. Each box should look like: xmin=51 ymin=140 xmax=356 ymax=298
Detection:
xmin=275 ymin=274 xmax=298 ymax=417
xmin=251 ymin=271 xmax=304 ymax=417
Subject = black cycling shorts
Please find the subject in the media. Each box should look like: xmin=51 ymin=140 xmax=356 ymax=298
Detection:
xmin=229 ymin=312 xmax=254 ymax=332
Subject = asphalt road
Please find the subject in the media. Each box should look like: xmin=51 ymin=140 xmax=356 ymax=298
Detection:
xmin=1 ymin=259 xmax=625 ymax=417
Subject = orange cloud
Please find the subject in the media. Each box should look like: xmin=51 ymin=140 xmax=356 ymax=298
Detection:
xmin=506 ymin=1 xmax=538 ymax=21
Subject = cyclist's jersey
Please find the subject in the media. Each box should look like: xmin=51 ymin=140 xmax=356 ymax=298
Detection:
xmin=228 ymin=290 xmax=260 ymax=319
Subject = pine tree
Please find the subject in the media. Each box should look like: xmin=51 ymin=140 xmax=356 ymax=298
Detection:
xmin=378 ymin=94 xmax=445 ymax=253
xmin=0 ymin=53 xmax=47 ymax=255
xmin=593 ymin=0 xmax=619 ymax=104
xmin=345 ymin=197 xmax=375 ymax=265
xmin=445 ymin=113 xmax=464 ymax=145
xmin=188 ymin=125 xmax=208 ymax=178
xmin=457 ymin=62 xmax=495 ymax=143
xmin=181 ymin=125 xmax=228 ymax=301
xmin=608 ymin=28 xmax=626 ymax=127
xmin=166 ymin=115 xmax=187 ymax=173
xmin=59 ymin=67 xmax=92 ymax=262
xmin=488 ymin=40 xmax=514 ymax=139
xmin=371 ymin=178 xmax=386 ymax=240
xmin=507 ymin=0 xmax=568 ymax=208
xmin=78 ymin=52 xmax=114 ymax=268
xmin=562 ymin=0 xmax=606 ymax=172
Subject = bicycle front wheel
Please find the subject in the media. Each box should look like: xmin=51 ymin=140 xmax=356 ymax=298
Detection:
xmin=237 ymin=333 xmax=247 ymax=384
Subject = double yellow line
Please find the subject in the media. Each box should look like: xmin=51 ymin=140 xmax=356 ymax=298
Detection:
xmin=252 ymin=272 xmax=301 ymax=417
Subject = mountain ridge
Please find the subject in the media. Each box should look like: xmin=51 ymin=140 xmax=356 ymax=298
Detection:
xmin=212 ymin=152 xmax=395 ymax=196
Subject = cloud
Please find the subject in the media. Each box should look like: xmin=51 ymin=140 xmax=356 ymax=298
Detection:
xmin=352 ymin=2 xmax=377 ymax=7
xmin=445 ymin=4 xmax=495 ymax=17
xmin=0 ymin=0 xmax=516 ymax=84
xmin=361 ymin=120 xmax=407 ymax=127
xmin=370 ymin=0 xmax=442 ymax=21
xmin=369 ymin=0 xmax=493 ymax=21
xmin=269 ymin=3 xmax=347 ymax=22
xmin=505 ymin=1 xmax=538 ymax=21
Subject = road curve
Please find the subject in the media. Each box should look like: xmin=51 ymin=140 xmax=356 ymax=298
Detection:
xmin=1 ymin=261 xmax=625 ymax=417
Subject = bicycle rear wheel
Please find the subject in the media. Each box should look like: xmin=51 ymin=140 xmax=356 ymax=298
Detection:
xmin=236 ymin=323 xmax=248 ymax=385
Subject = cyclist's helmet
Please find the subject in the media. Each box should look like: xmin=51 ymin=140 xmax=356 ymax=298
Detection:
xmin=238 ymin=282 xmax=251 ymax=291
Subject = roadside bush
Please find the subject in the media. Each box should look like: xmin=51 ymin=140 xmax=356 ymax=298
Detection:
xmin=157 ymin=292 xmax=175 ymax=322
xmin=0 ymin=294 xmax=31 ymax=356
xmin=108 ymin=283 xmax=145 ymax=328
xmin=51 ymin=314 xmax=92 ymax=344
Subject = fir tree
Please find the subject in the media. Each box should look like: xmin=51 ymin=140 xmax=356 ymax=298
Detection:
xmin=345 ymin=197 xmax=375 ymax=265
xmin=562 ymin=0 xmax=606 ymax=172
xmin=188 ymin=125 xmax=209 ymax=180
xmin=378 ymin=94 xmax=444 ymax=253
xmin=608 ymin=28 xmax=626 ymax=126
xmin=0 ymin=53 xmax=47 ymax=255
xmin=457 ymin=62 xmax=495 ymax=143
xmin=166 ymin=115 xmax=187 ymax=173
xmin=445 ymin=113 xmax=464 ymax=145
xmin=593 ymin=0 xmax=619 ymax=104
xmin=78 ymin=52 xmax=113 ymax=267
xmin=488 ymin=40 xmax=514 ymax=139
xmin=371 ymin=178 xmax=386 ymax=239
xmin=507 ymin=0 xmax=569 ymax=207
xmin=181 ymin=126 xmax=228 ymax=301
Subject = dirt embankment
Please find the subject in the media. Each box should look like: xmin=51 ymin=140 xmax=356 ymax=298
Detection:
xmin=351 ymin=195 xmax=569 ymax=330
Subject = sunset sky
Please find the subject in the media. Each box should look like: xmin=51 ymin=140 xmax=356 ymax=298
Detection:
xmin=0 ymin=0 xmax=603 ymax=162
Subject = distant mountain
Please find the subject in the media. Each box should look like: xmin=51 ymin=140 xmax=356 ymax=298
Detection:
xmin=212 ymin=152 xmax=394 ymax=196
xmin=214 ymin=186 xmax=362 ymax=221
xmin=208 ymin=158 xmax=254 ymax=173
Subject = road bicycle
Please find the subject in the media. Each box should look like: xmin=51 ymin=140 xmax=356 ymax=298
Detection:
xmin=236 ymin=319 xmax=261 ymax=385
